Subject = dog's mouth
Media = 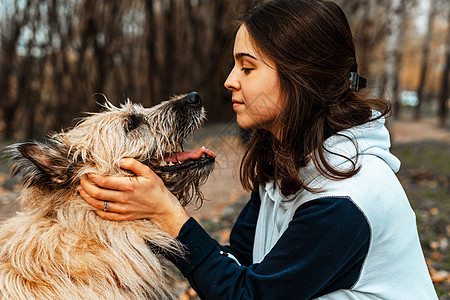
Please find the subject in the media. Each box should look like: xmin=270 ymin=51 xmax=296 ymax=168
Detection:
xmin=147 ymin=146 xmax=215 ymax=173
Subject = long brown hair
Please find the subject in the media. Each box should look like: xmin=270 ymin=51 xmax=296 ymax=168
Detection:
xmin=238 ymin=0 xmax=391 ymax=196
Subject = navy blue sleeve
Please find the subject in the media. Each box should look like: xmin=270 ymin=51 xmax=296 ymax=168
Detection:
xmin=167 ymin=197 xmax=370 ymax=300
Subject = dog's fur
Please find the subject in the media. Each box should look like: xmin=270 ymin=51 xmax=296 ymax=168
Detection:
xmin=0 ymin=94 xmax=214 ymax=299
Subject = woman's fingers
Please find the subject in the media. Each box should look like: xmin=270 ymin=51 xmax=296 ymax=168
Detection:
xmin=78 ymin=187 xmax=122 ymax=212
xmin=119 ymin=158 xmax=159 ymax=179
xmin=79 ymin=175 xmax=123 ymax=201
xmin=78 ymin=185 xmax=100 ymax=207
xmin=85 ymin=158 xmax=159 ymax=191
xmin=77 ymin=158 xmax=184 ymax=228
xmin=86 ymin=173 xmax=134 ymax=191
xmin=94 ymin=210 xmax=132 ymax=221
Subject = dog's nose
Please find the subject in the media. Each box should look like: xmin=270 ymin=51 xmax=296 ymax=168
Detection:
xmin=184 ymin=92 xmax=202 ymax=107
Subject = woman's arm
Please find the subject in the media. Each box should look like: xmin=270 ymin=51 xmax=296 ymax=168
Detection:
xmin=78 ymin=158 xmax=189 ymax=237
xmin=171 ymin=197 xmax=370 ymax=300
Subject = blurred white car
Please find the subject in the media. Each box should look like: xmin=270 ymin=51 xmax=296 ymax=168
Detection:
xmin=400 ymin=90 xmax=419 ymax=106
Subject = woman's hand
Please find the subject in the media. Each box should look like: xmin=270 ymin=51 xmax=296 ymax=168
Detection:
xmin=78 ymin=158 xmax=189 ymax=238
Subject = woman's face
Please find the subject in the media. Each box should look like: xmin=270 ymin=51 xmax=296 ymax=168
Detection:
xmin=224 ymin=25 xmax=282 ymax=134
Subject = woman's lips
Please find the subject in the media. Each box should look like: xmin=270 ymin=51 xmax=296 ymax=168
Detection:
xmin=232 ymin=99 xmax=244 ymax=110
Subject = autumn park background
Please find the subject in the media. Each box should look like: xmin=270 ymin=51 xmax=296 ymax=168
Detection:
xmin=0 ymin=0 xmax=449 ymax=298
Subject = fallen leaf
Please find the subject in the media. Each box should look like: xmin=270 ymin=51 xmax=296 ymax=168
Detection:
xmin=430 ymin=251 xmax=442 ymax=262
xmin=430 ymin=207 xmax=439 ymax=216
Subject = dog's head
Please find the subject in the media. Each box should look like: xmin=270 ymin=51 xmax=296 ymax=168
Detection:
xmin=4 ymin=92 xmax=215 ymax=206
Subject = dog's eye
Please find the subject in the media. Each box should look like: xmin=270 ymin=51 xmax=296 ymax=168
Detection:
xmin=125 ymin=114 xmax=145 ymax=133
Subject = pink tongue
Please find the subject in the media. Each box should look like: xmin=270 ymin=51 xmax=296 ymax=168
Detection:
xmin=164 ymin=147 xmax=215 ymax=163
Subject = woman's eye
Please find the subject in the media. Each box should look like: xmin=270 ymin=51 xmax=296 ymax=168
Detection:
xmin=241 ymin=68 xmax=253 ymax=74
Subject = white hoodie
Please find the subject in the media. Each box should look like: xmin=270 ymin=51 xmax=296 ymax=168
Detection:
xmin=254 ymin=114 xmax=437 ymax=299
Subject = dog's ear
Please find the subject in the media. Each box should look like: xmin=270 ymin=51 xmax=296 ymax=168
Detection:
xmin=3 ymin=142 xmax=74 ymax=188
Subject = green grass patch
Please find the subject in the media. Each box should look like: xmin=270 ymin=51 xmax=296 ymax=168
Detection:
xmin=392 ymin=141 xmax=450 ymax=175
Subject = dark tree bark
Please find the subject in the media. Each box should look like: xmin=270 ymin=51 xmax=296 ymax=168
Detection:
xmin=146 ymin=0 xmax=157 ymax=105
xmin=391 ymin=0 xmax=409 ymax=118
xmin=415 ymin=0 xmax=437 ymax=120
xmin=161 ymin=0 xmax=176 ymax=99
xmin=383 ymin=0 xmax=405 ymax=110
xmin=438 ymin=8 xmax=450 ymax=127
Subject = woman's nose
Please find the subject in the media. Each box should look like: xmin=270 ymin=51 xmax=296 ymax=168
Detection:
xmin=224 ymin=68 xmax=239 ymax=91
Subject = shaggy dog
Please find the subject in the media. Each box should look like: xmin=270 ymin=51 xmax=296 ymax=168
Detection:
xmin=0 ymin=92 xmax=215 ymax=299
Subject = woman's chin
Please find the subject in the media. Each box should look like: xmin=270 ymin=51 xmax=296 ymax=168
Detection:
xmin=236 ymin=117 xmax=254 ymax=130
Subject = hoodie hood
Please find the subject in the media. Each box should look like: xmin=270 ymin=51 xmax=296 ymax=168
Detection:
xmin=263 ymin=111 xmax=400 ymax=203
xmin=321 ymin=112 xmax=400 ymax=174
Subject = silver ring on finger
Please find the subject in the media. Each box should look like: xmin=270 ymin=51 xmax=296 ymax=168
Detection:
xmin=104 ymin=201 xmax=110 ymax=212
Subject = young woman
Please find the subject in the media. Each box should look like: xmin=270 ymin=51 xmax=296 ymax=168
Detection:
xmin=79 ymin=0 xmax=437 ymax=299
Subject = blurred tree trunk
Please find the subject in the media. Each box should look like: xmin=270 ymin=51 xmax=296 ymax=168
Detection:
xmin=338 ymin=0 xmax=387 ymax=79
xmin=185 ymin=0 xmax=202 ymax=87
xmin=24 ymin=60 xmax=45 ymax=139
xmin=438 ymin=8 xmax=450 ymax=127
xmin=51 ymin=0 xmax=81 ymax=131
xmin=345 ymin=0 xmax=374 ymax=76
xmin=205 ymin=0 xmax=228 ymax=121
xmin=391 ymin=0 xmax=409 ymax=118
xmin=146 ymin=0 xmax=157 ymax=105
xmin=383 ymin=0 xmax=404 ymax=112
xmin=22 ymin=7 xmax=43 ymax=139
xmin=358 ymin=0 xmax=375 ymax=76
xmin=415 ymin=0 xmax=437 ymax=120
xmin=49 ymin=0 xmax=66 ymax=131
xmin=161 ymin=0 xmax=176 ymax=99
